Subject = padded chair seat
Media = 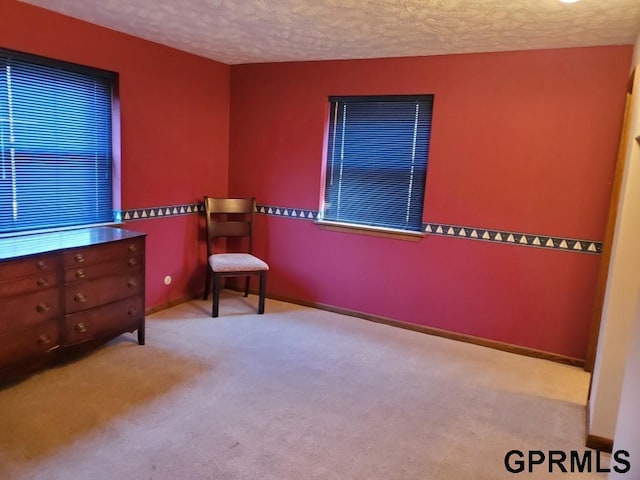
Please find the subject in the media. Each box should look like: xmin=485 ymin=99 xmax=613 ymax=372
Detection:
xmin=208 ymin=253 xmax=269 ymax=273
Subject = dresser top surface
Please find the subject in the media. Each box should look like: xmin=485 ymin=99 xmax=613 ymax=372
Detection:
xmin=0 ymin=227 xmax=146 ymax=261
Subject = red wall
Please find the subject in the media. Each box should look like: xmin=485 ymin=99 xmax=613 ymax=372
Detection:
xmin=2 ymin=0 xmax=633 ymax=359
xmin=1 ymin=0 xmax=230 ymax=309
xmin=229 ymin=48 xmax=632 ymax=359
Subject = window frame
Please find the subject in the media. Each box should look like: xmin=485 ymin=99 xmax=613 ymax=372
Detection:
xmin=0 ymin=47 xmax=120 ymax=238
xmin=317 ymin=94 xmax=433 ymax=239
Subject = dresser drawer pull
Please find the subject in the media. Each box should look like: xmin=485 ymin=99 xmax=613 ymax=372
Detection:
xmin=128 ymin=258 xmax=138 ymax=267
xmin=74 ymin=293 xmax=87 ymax=303
xmin=129 ymin=244 xmax=138 ymax=253
xmin=74 ymin=253 xmax=85 ymax=264
xmin=128 ymin=307 xmax=137 ymax=315
xmin=74 ymin=322 xmax=88 ymax=333
xmin=36 ymin=260 xmax=47 ymax=270
xmin=36 ymin=277 xmax=49 ymax=287
xmin=127 ymin=279 xmax=137 ymax=288
xmin=37 ymin=334 xmax=52 ymax=346
xmin=36 ymin=303 xmax=50 ymax=313
xmin=75 ymin=269 xmax=86 ymax=279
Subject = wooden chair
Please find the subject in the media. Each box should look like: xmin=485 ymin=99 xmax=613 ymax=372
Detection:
xmin=203 ymin=197 xmax=268 ymax=317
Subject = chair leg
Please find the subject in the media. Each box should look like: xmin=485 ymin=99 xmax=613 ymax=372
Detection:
xmin=203 ymin=267 xmax=211 ymax=300
xmin=258 ymin=271 xmax=266 ymax=314
xmin=244 ymin=276 xmax=250 ymax=297
xmin=212 ymin=273 xmax=221 ymax=318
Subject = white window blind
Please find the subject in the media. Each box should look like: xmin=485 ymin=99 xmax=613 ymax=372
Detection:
xmin=322 ymin=95 xmax=433 ymax=232
xmin=0 ymin=49 xmax=116 ymax=235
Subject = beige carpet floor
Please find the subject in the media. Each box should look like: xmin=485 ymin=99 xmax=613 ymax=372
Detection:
xmin=0 ymin=292 xmax=608 ymax=479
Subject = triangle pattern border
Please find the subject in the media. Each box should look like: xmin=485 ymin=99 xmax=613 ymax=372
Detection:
xmin=115 ymin=203 xmax=204 ymax=222
xmin=116 ymin=203 xmax=602 ymax=256
xmin=422 ymin=222 xmax=603 ymax=255
xmin=256 ymin=204 xmax=318 ymax=221
xmin=256 ymin=205 xmax=602 ymax=255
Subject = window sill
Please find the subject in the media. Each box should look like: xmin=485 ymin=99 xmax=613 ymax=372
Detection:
xmin=315 ymin=220 xmax=424 ymax=241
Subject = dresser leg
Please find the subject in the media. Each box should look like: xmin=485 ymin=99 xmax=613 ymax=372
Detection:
xmin=137 ymin=320 xmax=145 ymax=345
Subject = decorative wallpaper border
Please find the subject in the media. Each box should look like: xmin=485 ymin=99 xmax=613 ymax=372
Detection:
xmin=256 ymin=204 xmax=319 ymax=220
xmin=423 ymin=222 xmax=602 ymax=254
xmin=256 ymin=204 xmax=603 ymax=255
xmin=114 ymin=203 xmax=203 ymax=222
xmin=116 ymin=202 xmax=603 ymax=255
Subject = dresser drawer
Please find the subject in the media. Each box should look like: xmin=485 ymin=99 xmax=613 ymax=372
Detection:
xmin=65 ymin=270 xmax=143 ymax=314
xmin=0 ymin=254 xmax=59 ymax=281
xmin=64 ymin=255 xmax=143 ymax=283
xmin=0 ymin=288 xmax=61 ymax=335
xmin=64 ymin=296 xmax=143 ymax=346
xmin=0 ymin=271 xmax=58 ymax=299
xmin=0 ymin=320 xmax=60 ymax=369
xmin=63 ymin=238 xmax=144 ymax=268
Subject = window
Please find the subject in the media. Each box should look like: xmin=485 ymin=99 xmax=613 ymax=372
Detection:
xmin=0 ymin=48 xmax=116 ymax=236
xmin=321 ymin=95 xmax=433 ymax=234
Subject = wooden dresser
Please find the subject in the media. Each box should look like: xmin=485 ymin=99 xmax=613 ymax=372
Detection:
xmin=0 ymin=227 xmax=146 ymax=381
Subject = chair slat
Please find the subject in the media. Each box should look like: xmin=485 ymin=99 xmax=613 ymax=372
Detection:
xmin=209 ymin=221 xmax=251 ymax=237
xmin=206 ymin=198 xmax=255 ymax=214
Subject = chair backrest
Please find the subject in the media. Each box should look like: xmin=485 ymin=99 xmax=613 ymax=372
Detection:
xmin=204 ymin=197 xmax=256 ymax=256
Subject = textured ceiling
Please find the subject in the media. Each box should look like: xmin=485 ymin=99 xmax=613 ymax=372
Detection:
xmin=20 ymin=0 xmax=640 ymax=65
